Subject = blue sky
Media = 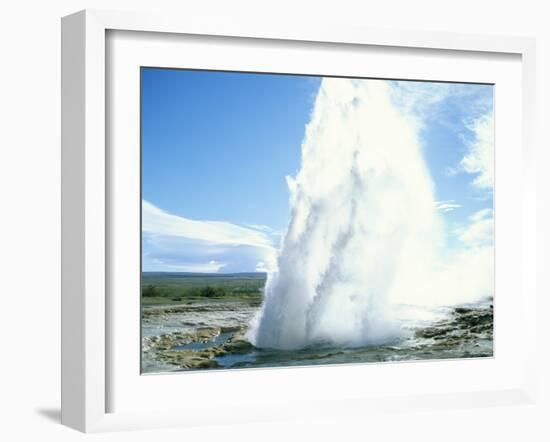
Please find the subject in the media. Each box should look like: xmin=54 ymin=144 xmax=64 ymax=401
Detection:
xmin=142 ymin=69 xmax=320 ymax=231
xmin=141 ymin=68 xmax=494 ymax=273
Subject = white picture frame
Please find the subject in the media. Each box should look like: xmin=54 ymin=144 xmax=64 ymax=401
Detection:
xmin=61 ymin=9 xmax=537 ymax=433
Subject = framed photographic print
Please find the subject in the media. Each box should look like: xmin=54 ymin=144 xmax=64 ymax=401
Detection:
xmin=140 ymin=68 xmax=495 ymax=374
xmin=61 ymin=9 xmax=537 ymax=432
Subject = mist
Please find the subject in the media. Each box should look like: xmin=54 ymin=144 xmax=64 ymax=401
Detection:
xmin=248 ymin=78 xmax=493 ymax=350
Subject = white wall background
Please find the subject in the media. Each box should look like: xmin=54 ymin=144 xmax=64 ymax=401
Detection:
xmin=0 ymin=1 xmax=548 ymax=440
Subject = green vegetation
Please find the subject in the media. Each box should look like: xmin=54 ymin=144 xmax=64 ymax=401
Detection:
xmin=142 ymin=284 xmax=158 ymax=297
xmin=141 ymin=272 xmax=267 ymax=306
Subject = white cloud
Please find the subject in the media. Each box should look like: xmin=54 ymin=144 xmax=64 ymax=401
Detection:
xmin=460 ymin=112 xmax=494 ymax=190
xmin=142 ymin=200 xmax=277 ymax=273
xmin=145 ymin=257 xmax=227 ymax=273
xmin=255 ymin=261 xmax=268 ymax=272
xmin=445 ymin=166 xmax=458 ymax=176
xmin=245 ymin=224 xmax=275 ymax=233
xmin=391 ymin=82 xmax=492 ymax=129
xmin=393 ymin=81 xmax=494 ymax=193
xmin=470 ymin=207 xmax=493 ymax=222
xmin=391 ymin=81 xmax=453 ymax=122
xmin=143 ymin=200 xmax=274 ymax=249
xmin=456 ymin=208 xmax=494 ymax=247
xmin=434 ymin=200 xmax=461 ymax=212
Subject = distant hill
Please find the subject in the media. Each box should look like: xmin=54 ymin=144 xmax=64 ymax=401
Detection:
xmin=142 ymin=271 xmax=267 ymax=280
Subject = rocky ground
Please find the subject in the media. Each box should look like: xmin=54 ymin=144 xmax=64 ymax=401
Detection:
xmin=418 ymin=304 xmax=492 ymax=354
xmin=143 ymin=325 xmax=252 ymax=370
xmin=142 ymin=300 xmax=493 ymax=373
xmin=142 ymin=301 xmax=256 ymax=372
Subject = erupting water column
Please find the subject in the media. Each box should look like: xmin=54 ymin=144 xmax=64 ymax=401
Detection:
xmin=248 ymin=78 xmax=444 ymax=350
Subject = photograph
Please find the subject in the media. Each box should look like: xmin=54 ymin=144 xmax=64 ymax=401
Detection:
xmin=140 ymin=68 xmax=494 ymax=373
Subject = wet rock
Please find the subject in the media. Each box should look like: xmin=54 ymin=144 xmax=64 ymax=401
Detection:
xmin=143 ymin=322 xmax=252 ymax=370
xmin=454 ymin=307 xmax=473 ymax=314
xmin=143 ymin=327 xmax=223 ymax=356
xmin=195 ymin=327 xmax=220 ymax=341
xmin=220 ymin=325 xmax=241 ymax=333
xmin=222 ymin=338 xmax=254 ymax=354
xmin=415 ymin=327 xmax=453 ymax=339
xmin=157 ymin=349 xmax=219 ymax=369
xmin=413 ymin=304 xmax=493 ymax=355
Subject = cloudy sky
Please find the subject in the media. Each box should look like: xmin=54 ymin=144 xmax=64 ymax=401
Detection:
xmin=141 ymin=68 xmax=493 ymax=273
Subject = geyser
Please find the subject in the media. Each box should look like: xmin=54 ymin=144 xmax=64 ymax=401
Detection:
xmin=248 ymin=78 xmax=493 ymax=350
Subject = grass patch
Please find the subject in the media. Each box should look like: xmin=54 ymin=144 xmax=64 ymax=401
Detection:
xmin=141 ymin=272 xmax=266 ymax=306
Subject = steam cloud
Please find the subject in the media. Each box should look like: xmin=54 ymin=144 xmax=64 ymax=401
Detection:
xmin=248 ymin=78 xmax=494 ymax=350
